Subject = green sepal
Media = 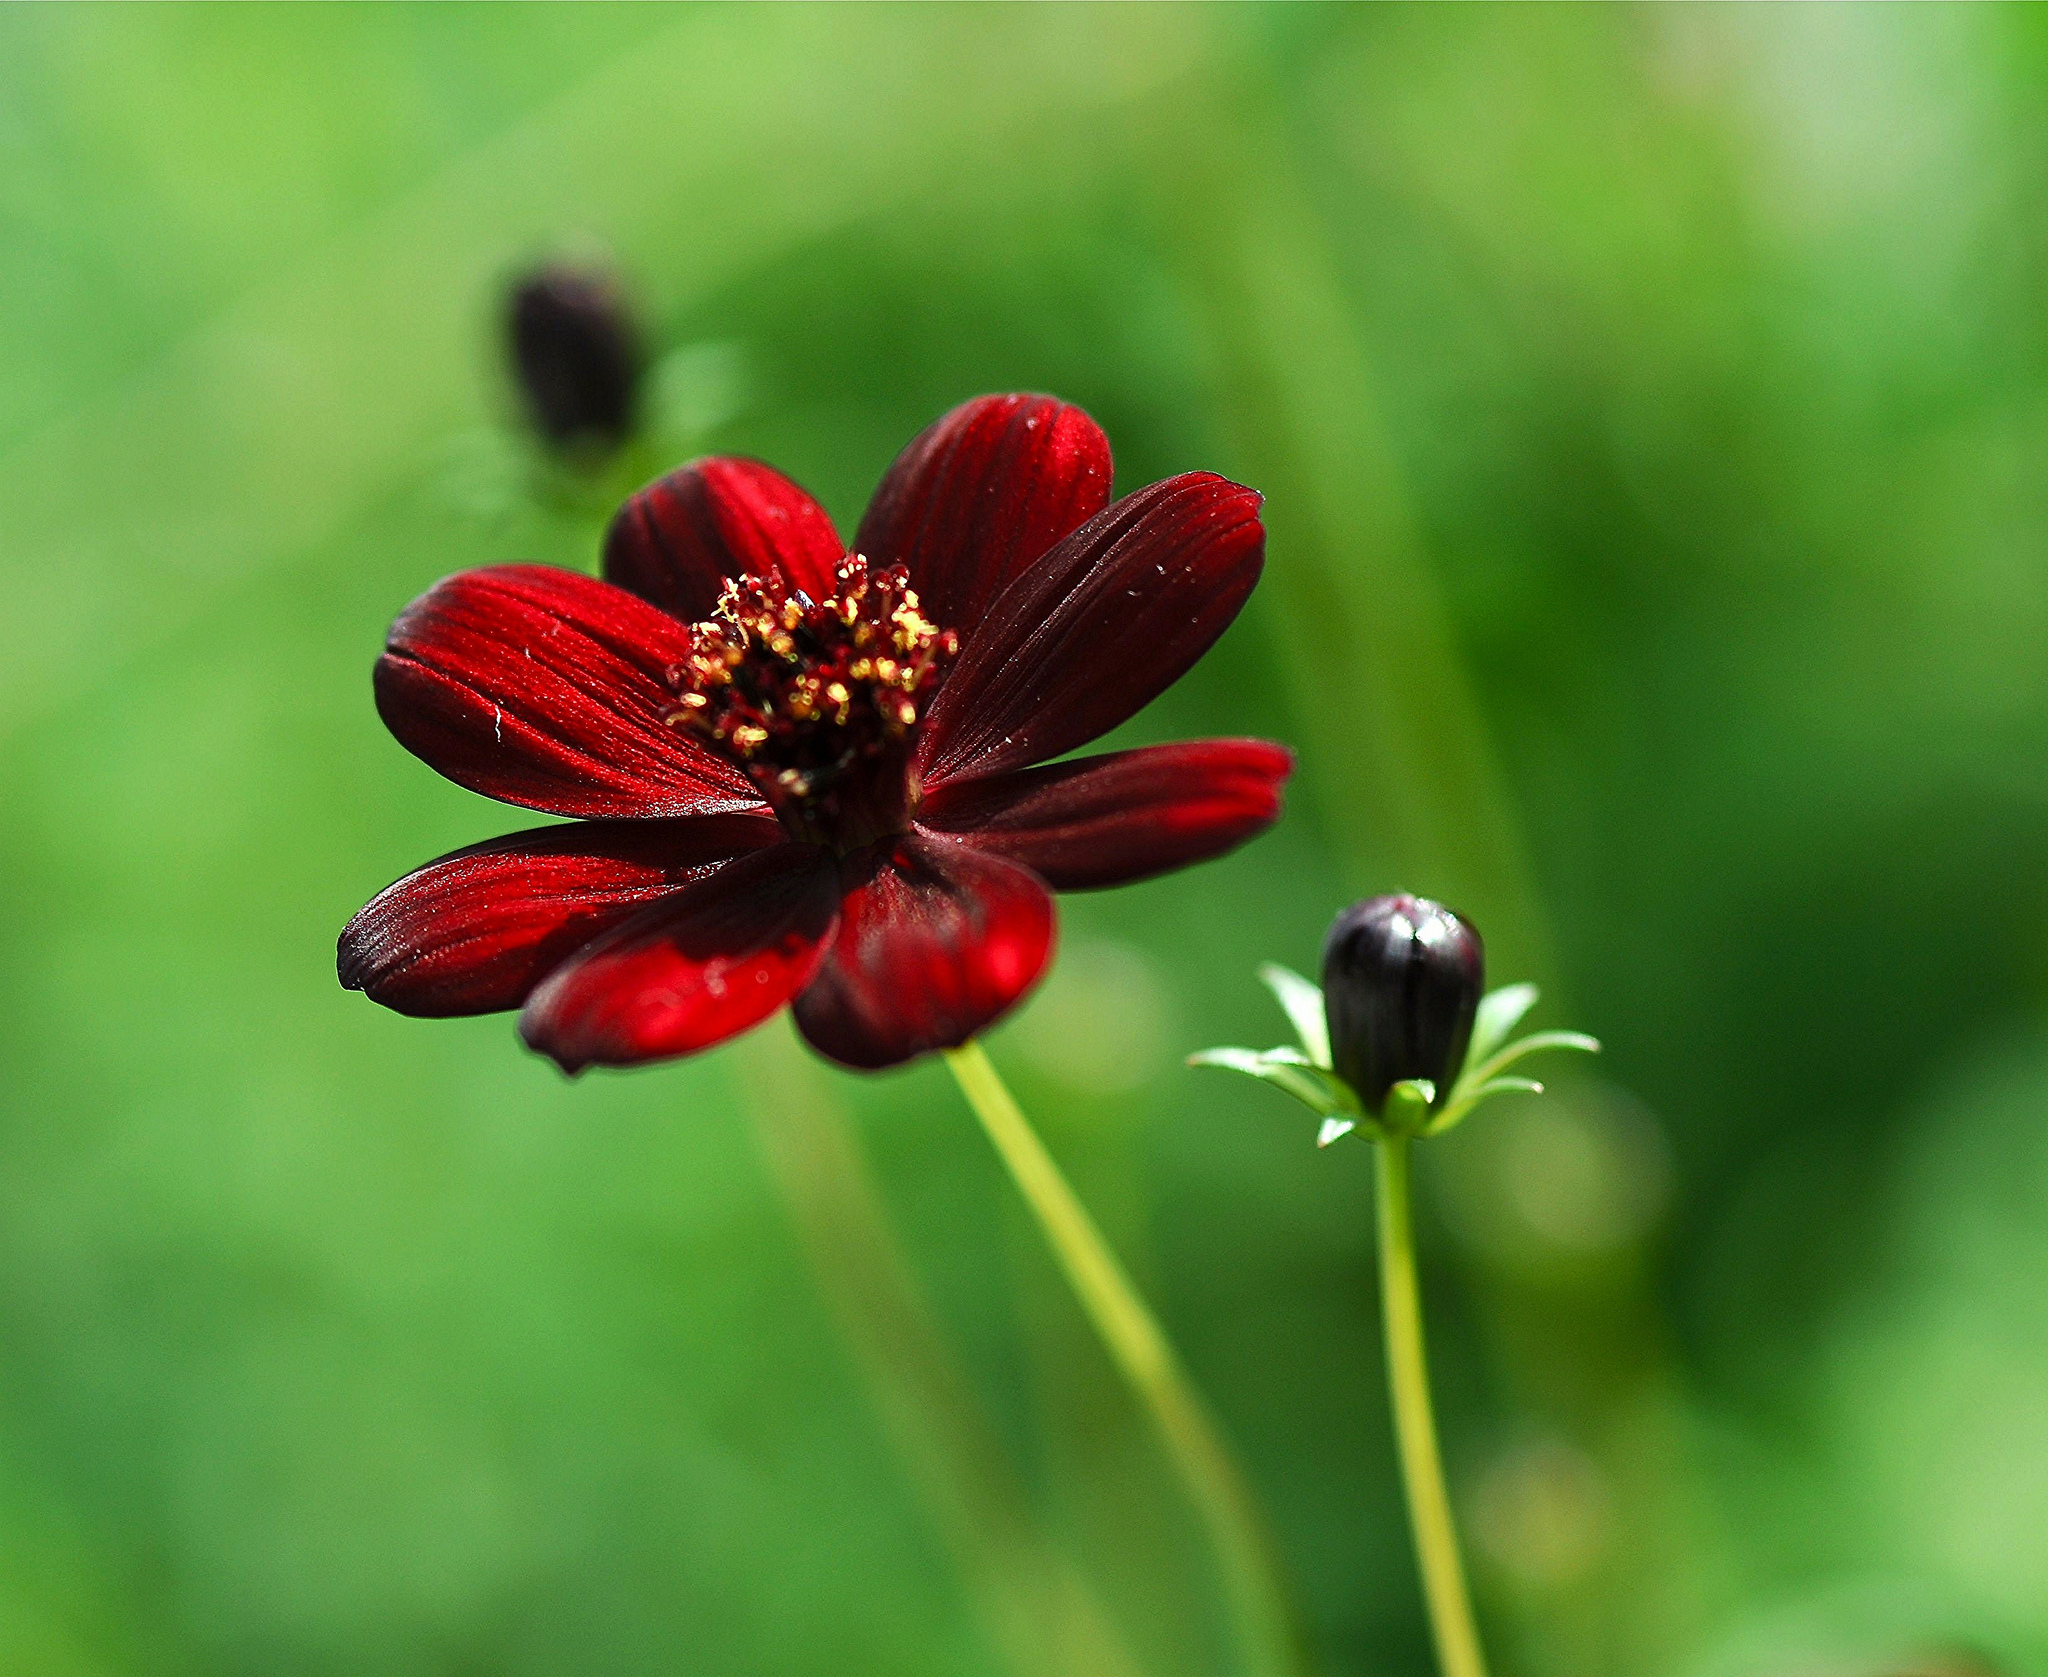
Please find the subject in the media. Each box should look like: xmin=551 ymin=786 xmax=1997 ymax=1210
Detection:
xmin=1473 ymin=1075 xmax=1546 ymax=1097
xmin=1257 ymin=963 xmax=1330 ymax=1068
xmin=1465 ymin=1029 xmax=1601 ymax=1088
xmin=1425 ymin=1075 xmax=1543 ymax=1137
xmin=1381 ymin=1078 xmax=1437 ymax=1137
xmin=1187 ymin=1047 xmax=1358 ymax=1118
xmin=1196 ymin=970 xmax=1600 ymax=1152
xmin=1429 ymin=1022 xmax=1601 ymax=1135
xmin=1468 ymin=982 xmax=1540 ymax=1067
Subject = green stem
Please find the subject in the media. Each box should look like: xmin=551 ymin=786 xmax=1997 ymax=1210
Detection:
xmin=1375 ymin=1135 xmax=1488 ymax=1677
xmin=943 ymin=1041 xmax=1301 ymax=1677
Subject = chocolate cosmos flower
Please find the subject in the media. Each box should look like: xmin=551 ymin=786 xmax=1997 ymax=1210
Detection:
xmin=339 ymin=395 xmax=1292 ymax=1071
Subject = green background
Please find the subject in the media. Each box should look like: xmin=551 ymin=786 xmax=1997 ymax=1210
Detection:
xmin=3 ymin=6 xmax=2044 ymax=1674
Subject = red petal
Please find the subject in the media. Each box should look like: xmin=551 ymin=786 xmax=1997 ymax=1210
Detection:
xmin=917 ymin=739 xmax=1293 ymax=891
xmin=603 ymin=457 xmax=844 ymax=623
xmin=854 ymin=394 xmax=1112 ymax=637
xmin=519 ymin=843 xmax=840 ymax=1072
xmin=792 ymin=834 xmax=1055 ymax=1070
xmin=374 ymin=565 xmax=759 ymax=818
xmin=916 ymin=474 xmax=1264 ymax=785
xmin=338 ymin=812 xmax=782 ymax=1017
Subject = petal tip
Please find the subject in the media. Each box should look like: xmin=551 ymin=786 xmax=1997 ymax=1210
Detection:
xmin=606 ymin=456 xmax=843 ymax=619
xmin=516 ymin=1003 xmax=590 ymax=1076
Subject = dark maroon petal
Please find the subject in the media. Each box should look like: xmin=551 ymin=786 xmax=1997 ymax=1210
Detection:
xmin=792 ymin=833 xmax=1055 ymax=1070
xmin=603 ymin=457 xmax=844 ymax=623
xmin=915 ymin=473 xmax=1265 ymax=785
xmin=374 ymin=565 xmax=759 ymax=819
xmin=519 ymin=843 xmax=840 ymax=1072
xmin=338 ymin=812 xmax=783 ymax=1017
xmin=917 ymin=739 xmax=1293 ymax=892
xmin=854 ymin=394 xmax=1112 ymax=637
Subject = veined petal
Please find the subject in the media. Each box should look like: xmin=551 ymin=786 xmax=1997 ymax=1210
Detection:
xmin=917 ymin=739 xmax=1292 ymax=891
xmin=519 ymin=843 xmax=840 ymax=1073
xmin=603 ymin=457 xmax=844 ymax=623
xmin=792 ymin=833 xmax=1054 ymax=1070
xmin=374 ymin=565 xmax=759 ymax=818
xmin=338 ymin=813 xmax=783 ymax=1017
xmin=916 ymin=473 xmax=1264 ymax=784
xmin=854 ymin=394 xmax=1112 ymax=638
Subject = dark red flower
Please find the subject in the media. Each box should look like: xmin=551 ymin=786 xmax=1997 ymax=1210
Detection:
xmin=340 ymin=394 xmax=1292 ymax=1071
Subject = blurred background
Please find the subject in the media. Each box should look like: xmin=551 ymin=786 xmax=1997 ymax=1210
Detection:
xmin=2 ymin=6 xmax=2044 ymax=1675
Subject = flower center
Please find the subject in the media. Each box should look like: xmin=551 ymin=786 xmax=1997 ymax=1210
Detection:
xmin=662 ymin=557 xmax=958 ymax=848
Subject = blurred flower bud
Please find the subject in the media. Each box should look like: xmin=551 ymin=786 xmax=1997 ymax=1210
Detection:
xmin=1322 ymin=894 xmax=1484 ymax=1114
xmin=505 ymin=263 xmax=643 ymax=456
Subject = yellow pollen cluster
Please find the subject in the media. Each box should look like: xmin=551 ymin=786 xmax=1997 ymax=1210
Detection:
xmin=662 ymin=557 xmax=958 ymax=805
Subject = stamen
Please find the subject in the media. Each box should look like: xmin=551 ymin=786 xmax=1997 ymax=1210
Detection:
xmin=660 ymin=555 xmax=958 ymax=842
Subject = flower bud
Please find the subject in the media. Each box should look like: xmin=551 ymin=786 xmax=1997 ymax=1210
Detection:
xmin=505 ymin=264 xmax=643 ymax=455
xmin=1321 ymin=894 xmax=1484 ymax=1115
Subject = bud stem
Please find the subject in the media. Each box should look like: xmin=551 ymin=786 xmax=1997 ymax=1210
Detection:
xmin=942 ymin=1041 xmax=1302 ymax=1677
xmin=1375 ymin=1135 xmax=1490 ymax=1677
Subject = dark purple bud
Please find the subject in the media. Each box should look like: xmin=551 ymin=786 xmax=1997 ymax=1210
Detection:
xmin=1321 ymin=894 xmax=1484 ymax=1115
xmin=506 ymin=264 xmax=643 ymax=456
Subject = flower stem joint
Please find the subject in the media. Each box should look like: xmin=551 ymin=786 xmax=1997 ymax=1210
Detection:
xmin=1191 ymin=894 xmax=1599 ymax=1146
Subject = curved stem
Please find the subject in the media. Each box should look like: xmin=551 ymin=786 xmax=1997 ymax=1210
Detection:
xmin=943 ymin=1042 xmax=1301 ymax=1677
xmin=1375 ymin=1135 xmax=1488 ymax=1677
